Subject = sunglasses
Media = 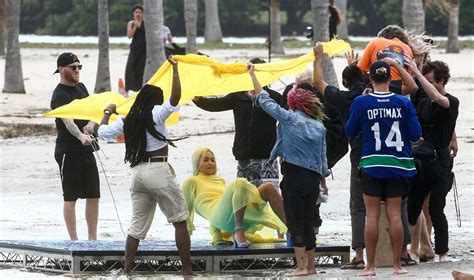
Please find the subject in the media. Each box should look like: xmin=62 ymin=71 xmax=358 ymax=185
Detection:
xmin=64 ymin=65 xmax=82 ymax=71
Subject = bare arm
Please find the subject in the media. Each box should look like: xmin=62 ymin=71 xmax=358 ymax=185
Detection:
xmin=127 ymin=21 xmax=138 ymax=39
xmin=99 ymin=104 xmax=117 ymax=126
xmin=312 ymin=42 xmax=329 ymax=94
xmin=62 ymin=119 xmax=93 ymax=145
xmin=168 ymin=57 xmax=181 ymax=106
xmin=409 ymin=61 xmax=450 ymax=108
xmin=382 ymin=57 xmax=418 ymax=95
xmin=247 ymin=64 xmax=262 ymax=94
xmin=449 ymin=130 xmax=458 ymax=158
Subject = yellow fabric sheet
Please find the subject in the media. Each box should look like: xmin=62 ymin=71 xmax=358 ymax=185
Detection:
xmin=45 ymin=39 xmax=351 ymax=126
xmin=181 ymin=174 xmax=287 ymax=244
xmin=44 ymin=91 xmax=126 ymax=124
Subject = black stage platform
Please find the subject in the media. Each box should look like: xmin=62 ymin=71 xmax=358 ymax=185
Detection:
xmin=0 ymin=240 xmax=350 ymax=274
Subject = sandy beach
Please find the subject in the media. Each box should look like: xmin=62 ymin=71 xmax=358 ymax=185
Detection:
xmin=0 ymin=47 xmax=473 ymax=279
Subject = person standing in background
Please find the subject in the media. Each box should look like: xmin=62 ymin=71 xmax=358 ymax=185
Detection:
xmin=125 ymin=4 xmax=146 ymax=92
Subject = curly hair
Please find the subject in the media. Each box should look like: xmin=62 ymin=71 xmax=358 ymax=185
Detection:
xmin=422 ymin=60 xmax=451 ymax=85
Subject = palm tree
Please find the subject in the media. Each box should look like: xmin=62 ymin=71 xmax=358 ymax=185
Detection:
xmin=310 ymin=0 xmax=338 ymax=87
xmin=445 ymin=0 xmax=460 ymax=53
xmin=270 ymin=0 xmax=285 ymax=54
xmin=143 ymin=0 xmax=166 ymax=83
xmin=334 ymin=0 xmax=348 ymax=39
xmin=184 ymin=0 xmax=198 ymax=54
xmin=402 ymin=0 xmax=425 ymax=33
xmin=94 ymin=0 xmax=111 ymax=93
xmin=204 ymin=0 xmax=223 ymax=42
xmin=425 ymin=0 xmax=460 ymax=53
xmin=2 ymin=0 xmax=25 ymax=93
xmin=0 ymin=0 xmax=5 ymax=56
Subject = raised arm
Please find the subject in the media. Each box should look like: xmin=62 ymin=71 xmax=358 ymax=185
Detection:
xmin=168 ymin=56 xmax=181 ymax=106
xmin=248 ymin=63 xmax=263 ymax=94
xmin=313 ymin=42 xmax=329 ymax=94
xmin=382 ymin=57 xmax=418 ymax=95
xmin=127 ymin=20 xmax=138 ymax=39
xmin=408 ymin=61 xmax=450 ymax=108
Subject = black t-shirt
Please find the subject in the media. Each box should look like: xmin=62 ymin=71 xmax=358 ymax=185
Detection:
xmin=50 ymin=83 xmax=97 ymax=153
xmin=193 ymin=88 xmax=281 ymax=160
xmin=411 ymin=87 xmax=459 ymax=150
xmin=324 ymin=83 xmax=365 ymax=164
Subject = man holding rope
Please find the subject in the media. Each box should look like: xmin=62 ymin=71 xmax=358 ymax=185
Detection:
xmin=50 ymin=52 xmax=100 ymax=241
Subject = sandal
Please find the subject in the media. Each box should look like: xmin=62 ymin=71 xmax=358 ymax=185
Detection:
xmin=400 ymin=254 xmax=417 ymax=266
xmin=341 ymin=257 xmax=365 ymax=269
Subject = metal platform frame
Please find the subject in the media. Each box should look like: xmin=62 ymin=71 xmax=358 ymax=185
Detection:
xmin=0 ymin=241 xmax=350 ymax=274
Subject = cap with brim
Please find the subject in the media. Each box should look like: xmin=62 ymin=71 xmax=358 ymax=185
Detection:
xmin=53 ymin=52 xmax=80 ymax=74
xmin=369 ymin=60 xmax=391 ymax=79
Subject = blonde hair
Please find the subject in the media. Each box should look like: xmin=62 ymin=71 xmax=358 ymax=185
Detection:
xmin=295 ymin=64 xmax=313 ymax=84
xmin=407 ymin=31 xmax=437 ymax=56
xmin=191 ymin=148 xmax=216 ymax=176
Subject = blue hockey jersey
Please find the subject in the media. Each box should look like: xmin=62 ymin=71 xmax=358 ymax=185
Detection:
xmin=346 ymin=92 xmax=421 ymax=179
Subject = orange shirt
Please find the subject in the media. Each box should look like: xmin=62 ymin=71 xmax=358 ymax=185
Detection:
xmin=358 ymin=37 xmax=413 ymax=81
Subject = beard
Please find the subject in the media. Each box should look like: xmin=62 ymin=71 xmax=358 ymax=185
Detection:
xmin=65 ymin=71 xmax=80 ymax=84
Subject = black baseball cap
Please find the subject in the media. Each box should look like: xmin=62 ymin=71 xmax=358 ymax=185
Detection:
xmin=53 ymin=52 xmax=80 ymax=74
xmin=369 ymin=60 xmax=391 ymax=79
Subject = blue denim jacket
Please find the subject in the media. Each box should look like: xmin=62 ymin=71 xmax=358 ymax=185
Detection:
xmin=257 ymin=90 xmax=329 ymax=177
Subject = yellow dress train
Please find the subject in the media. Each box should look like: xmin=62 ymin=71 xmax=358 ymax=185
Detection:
xmin=181 ymin=174 xmax=287 ymax=244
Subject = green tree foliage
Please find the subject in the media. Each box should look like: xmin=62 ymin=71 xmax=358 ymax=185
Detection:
xmin=19 ymin=0 xmax=473 ymax=36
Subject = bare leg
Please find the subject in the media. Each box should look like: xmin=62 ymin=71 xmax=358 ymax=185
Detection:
xmin=306 ymin=249 xmax=316 ymax=275
xmin=85 ymin=198 xmax=99 ymax=240
xmin=289 ymin=246 xmax=309 ymax=276
xmin=422 ymin=195 xmax=432 ymax=239
xmin=173 ymin=221 xmax=196 ymax=276
xmin=234 ymin=206 xmax=248 ymax=243
xmin=124 ymin=235 xmax=139 ymax=273
xmin=355 ymin=247 xmax=364 ymax=262
xmin=357 ymin=195 xmax=380 ymax=277
xmin=419 ymin=213 xmax=435 ymax=260
xmin=386 ymin=197 xmax=408 ymax=275
xmin=410 ymin=214 xmax=423 ymax=261
xmin=63 ymin=201 xmax=78 ymax=240
xmin=258 ymin=183 xmax=286 ymax=224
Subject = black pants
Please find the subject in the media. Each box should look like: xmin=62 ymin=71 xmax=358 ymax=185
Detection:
xmin=407 ymin=150 xmax=451 ymax=255
xmin=280 ymin=162 xmax=320 ymax=250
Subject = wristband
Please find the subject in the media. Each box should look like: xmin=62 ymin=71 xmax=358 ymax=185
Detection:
xmin=104 ymin=109 xmax=111 ymax=115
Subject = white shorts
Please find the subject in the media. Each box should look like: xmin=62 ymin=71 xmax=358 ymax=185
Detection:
xmin=128 ymin=162 xmax=188 ymax=240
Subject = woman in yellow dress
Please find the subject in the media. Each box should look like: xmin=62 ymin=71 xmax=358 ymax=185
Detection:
xmin=181 ymin=148 xmax=287 ymax=247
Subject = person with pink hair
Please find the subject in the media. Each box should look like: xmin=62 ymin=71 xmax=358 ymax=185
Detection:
xmin=247 ymin=64 xmax=329 ymax=276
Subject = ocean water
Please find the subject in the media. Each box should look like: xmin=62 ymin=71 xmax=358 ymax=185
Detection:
xmin=18 ymin=34 xmax=474 ymax=45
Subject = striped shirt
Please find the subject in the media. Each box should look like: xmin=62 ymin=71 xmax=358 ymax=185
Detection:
xmin=346 ymin=92 xmax=421 ymax=179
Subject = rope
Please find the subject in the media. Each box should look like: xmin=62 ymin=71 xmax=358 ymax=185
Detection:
xmin=452 ymin=172 xmax=461 ymax=228
xmin=91 ymin=137 xmax=127 ymax=238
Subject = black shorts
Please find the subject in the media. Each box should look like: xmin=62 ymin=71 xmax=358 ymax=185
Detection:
xmin=361 ymin=174 xmax=409 ymax=200
xmin=55 ymin=151 xmax=100 ymax=201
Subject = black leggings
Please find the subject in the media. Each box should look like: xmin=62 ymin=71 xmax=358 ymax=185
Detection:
xmin=407 ymin=150 xmax=452 ymax=255
xmin=280 ymin=162 xmax=321 ymax=250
